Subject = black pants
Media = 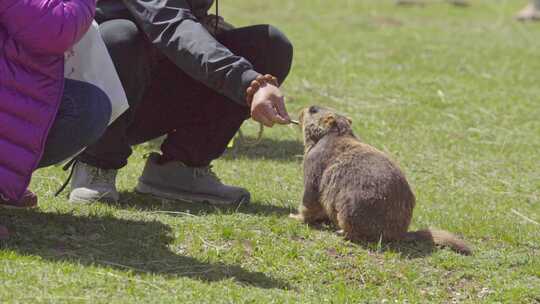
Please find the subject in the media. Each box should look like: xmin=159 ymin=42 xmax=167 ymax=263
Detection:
xmin=79 ymin=19 xmax=293 ymax=169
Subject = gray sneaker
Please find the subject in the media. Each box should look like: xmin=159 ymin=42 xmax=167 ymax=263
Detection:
xmin=135 ymin=153 xmax=250 ymax=206
xmin=69 ymin=162 xmax=120 ymax=203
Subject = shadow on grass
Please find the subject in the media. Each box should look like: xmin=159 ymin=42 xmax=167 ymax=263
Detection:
xmin=0 ymin=209 xmax=290 ymax=290
xmin=111 ymin=195 xmax=436 ymax=258
xmin=347 ymin=236 xmax=435 ymax=259
xmin=309 ymin=223 xmax=435 ymax=259
xmin=114 ymin=192 xmax=294 ymax=217
xmin=366 ymin=241 xmax=435 ymax=259
xmin=139 ymin=137 xmax=304 ymax=162
xmin=223 ymin=137 xmax=304 ymax=162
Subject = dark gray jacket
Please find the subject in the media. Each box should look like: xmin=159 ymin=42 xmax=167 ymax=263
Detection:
xmin=96 ymin=0 xmax=259 ymax=106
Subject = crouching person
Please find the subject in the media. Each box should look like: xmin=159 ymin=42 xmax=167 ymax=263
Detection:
xmin=69 ymin=0 xmax=294 ymax=205
xmin=0 ymin=0 xmax=111 ymax=208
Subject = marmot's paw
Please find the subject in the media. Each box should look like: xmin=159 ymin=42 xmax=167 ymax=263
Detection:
xmin=336 ymin=229 xmax=345 ymax=236
xmin=289 ymin=213 xmax=304 ymax=221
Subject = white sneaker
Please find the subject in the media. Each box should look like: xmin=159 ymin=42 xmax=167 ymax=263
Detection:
xmin=516 ymin=3 xmax=540 ymax=21
xmin=69 ymin=162 xmax=119 ymax=203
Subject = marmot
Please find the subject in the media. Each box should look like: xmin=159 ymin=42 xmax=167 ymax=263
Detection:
xmin=290 ymin=106 xmax=472 ymax=255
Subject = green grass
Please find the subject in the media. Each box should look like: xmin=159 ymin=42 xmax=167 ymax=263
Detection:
xmin=2 ymin=0 xmax=540 ymax=303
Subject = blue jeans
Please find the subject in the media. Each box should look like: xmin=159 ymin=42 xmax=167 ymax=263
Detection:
xmin=38 ymin=79 xmax=112 ymax=168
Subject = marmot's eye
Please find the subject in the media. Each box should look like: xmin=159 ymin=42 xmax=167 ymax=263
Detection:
xmin=309 ymin=106 xmax=319 ymax=114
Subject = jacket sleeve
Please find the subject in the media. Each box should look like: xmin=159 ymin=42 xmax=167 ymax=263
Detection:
xmin=0 ymin=0 xmax=96 ymax=55
xmin=122 ymin=0 xmax=260 ymax=106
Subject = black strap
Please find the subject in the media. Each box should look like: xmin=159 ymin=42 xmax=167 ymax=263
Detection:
xmin=215 ymin=0 xmax=219 ymax=34
xmin=54 ymin=158 xmax=78 ymax=197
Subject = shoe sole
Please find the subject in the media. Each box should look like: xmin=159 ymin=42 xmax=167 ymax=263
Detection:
xmin=68 ymin=196 xmax=118 ymax=204
xmin=68 ymin=192 xmax=119 ymax=204
xmin=135 ymin=182 xmax=249 ymax=206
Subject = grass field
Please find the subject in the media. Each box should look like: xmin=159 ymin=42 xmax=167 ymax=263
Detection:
xmin=1 ymin=0 xmax=540 ymax=303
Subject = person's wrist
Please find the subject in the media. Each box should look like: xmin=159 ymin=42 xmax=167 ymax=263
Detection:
xmin=245 ymin=74 xmax=279 ymax=107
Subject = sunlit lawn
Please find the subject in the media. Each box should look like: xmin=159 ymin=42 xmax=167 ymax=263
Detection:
xmin=1 ymin=1 xmax=539 ymax=303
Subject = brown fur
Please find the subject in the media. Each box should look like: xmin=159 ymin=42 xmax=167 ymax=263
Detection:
xmin=291 ymin=106 xmax=472 ymax=255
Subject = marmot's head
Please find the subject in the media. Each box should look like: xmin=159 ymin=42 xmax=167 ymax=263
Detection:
xmin=299 ymin=106 xmax=353 ymax=151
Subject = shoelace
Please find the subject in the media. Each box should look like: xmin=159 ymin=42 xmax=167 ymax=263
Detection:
xmin=54 ymin=158 xmax=115 ymax=197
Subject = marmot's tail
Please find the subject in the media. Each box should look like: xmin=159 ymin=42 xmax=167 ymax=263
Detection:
xmin=405 ymin=229 xmax=472 ymax=255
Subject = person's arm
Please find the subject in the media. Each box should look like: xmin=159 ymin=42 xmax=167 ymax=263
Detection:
xmin=0 ymin=0 xmax=96 ymax=55
xmin=122 ymin=0 xmax=259 ymax=106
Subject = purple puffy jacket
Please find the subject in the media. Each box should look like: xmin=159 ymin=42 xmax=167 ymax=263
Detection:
xmin=0 ymin=0 xmax=96 ymax=201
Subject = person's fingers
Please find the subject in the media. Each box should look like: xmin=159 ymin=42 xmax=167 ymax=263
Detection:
xmin=273 ymin=115 xmax=290 ymax=125
xmin=258 ymin=114 xmax=274 ymax=127
xmin=253 ymin=100 xmax=288 ymax=126
xmin=252 ymin=106 xmax=274 ymax=127
xmin=273 ymin=97 xmax=291 ymax=122
xmin=270 ymin=108 xmax=289 ymax=125
xmin=263 ymin=104 xmax=289 ymax=126
xmin=260 ymin=105 xmax=277 ymax=127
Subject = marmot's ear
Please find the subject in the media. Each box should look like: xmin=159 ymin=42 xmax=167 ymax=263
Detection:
xmin=323 ymin=114 xmax=337 ymax=127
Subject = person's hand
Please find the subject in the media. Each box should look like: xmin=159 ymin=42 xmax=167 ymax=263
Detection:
xmin=250 ymin=84 xmax=291 ymax=127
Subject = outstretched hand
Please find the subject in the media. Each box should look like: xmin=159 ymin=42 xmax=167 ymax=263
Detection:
xmin=250 ymin=84 xmax=291 ymax=127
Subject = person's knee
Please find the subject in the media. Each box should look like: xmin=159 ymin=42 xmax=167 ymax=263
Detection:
xmin=78 ymin=83 xmax=112 ymax=144
xmin=94 ymin=88 xmax=112 ymax=129
xmin=91 ymin=89 xmax=112 ymax=143
xmin=266 ymin=25 xmax=294 ymax=83
xmin=100 ymin=19 xmax=143 ymax=51
xmin=99 ymin=19 xmax=149 ymax=106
